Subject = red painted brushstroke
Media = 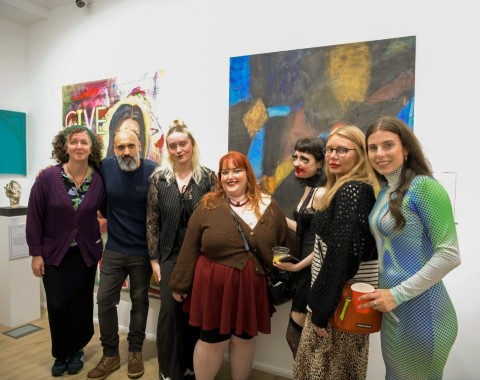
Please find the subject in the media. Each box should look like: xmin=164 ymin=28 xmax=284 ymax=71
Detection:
xmin=368 ymin=68 xmax=415 ymax=103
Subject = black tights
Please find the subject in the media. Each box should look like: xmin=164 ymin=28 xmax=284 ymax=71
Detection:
xmin=286 ymin=315 xmax=303 ymax=358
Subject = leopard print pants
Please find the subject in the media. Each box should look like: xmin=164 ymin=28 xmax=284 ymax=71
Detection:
xmin=293 ymin=312 xmax=369 ymax=380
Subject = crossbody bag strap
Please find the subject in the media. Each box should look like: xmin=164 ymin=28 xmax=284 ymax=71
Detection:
xmin=228 ymin=206 xmax=269 ymax=271
xmin=229 ymin=206 xmax=251 ymax=251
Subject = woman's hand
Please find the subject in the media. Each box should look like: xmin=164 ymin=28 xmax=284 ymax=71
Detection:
xmin=31 ymin=256 xmax=44 ymax=278
xmin=36 ymin=165 xmax=52 ymax=178
xmin=150 ymin=260 xmax=161 ymax=282
xmin=172 ymin=292 xmax=187 ymax=303
xmin=273 ymin=252 xmax=313 ymax=272
xmin=359 ymin=288 xmax=398 ymax=312
xmin=273 ymin=261 xmax=299 ymax=272
xmin=312 ymin=323 xmax=329 ymax=338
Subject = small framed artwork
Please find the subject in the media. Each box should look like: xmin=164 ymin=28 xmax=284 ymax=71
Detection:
xmin=0 ymin=109 xmax=27 ymax=175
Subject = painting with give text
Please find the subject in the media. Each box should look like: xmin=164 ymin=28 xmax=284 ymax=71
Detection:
xmin=229 ymin=36 xmax=415 ymax=216
xmin=62 ymin=71 xmax=165 ymax=163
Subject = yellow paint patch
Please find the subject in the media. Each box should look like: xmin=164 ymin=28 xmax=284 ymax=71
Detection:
xmin=261 ymin=158 xmax=293 ymax=193
xmin=326 ymin=43 xmax=371 ymax=110
xmin=243 ymin=99 xmax=268 ymax=137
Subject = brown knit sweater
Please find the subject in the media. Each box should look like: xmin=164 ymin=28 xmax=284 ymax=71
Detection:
xmin=169 ymin=197 xmax=292 ymax=294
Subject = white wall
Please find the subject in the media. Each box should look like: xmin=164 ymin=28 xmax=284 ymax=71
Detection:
xmin=1 ymin=0 xmax=479 ymax=378
xmin=0 ymin=18 xmax=29 ymax=206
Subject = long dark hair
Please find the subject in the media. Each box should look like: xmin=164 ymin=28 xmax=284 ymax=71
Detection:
xmin=366 ymin=116 xmax=432 ymax=230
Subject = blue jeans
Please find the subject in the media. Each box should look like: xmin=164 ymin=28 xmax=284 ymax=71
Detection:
xmin=97 ymin=249 xmax=152 ymax=356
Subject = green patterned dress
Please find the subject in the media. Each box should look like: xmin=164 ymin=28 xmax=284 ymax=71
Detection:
xmin=369 ymin=169 xmax=460 ymax=380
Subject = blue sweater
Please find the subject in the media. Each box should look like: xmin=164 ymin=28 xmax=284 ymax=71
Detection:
xmin=26 ymin=164 xmax=106 ymax=267
xmin=100 ymin=156 xmax=157 ymax=257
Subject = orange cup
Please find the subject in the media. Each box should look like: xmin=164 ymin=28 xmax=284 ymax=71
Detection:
xmin=351 ymin=283 xmax=374 ymax=314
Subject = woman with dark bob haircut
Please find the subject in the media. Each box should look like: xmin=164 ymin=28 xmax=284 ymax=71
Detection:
xmin=364 ymin=116 xmax=460 ymax=379
xmin=274 ymin=137 xmax=326 ymax=358
xmin=27 ymin=125 xmax=105 ymax=376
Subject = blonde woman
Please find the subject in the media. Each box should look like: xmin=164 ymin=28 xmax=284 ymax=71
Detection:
xmin=294 ymin=125 xmax=378 ymax=380
xmin=146 ymin=120 xmax=216 ymax=380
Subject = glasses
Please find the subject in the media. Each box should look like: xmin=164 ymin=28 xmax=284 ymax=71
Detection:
xmin=220 ymin=168 xmax=244 ymax=177
xmin=323 ymin=146 xmax=356 ymax=157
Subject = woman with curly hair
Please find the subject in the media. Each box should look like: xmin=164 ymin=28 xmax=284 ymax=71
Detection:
xmin=26 ymin=125 xmax=105 ymax=377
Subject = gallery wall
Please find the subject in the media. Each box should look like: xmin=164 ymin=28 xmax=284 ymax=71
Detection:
xmin=1 ymin=0 xmax=479 ymax=378
xmin=0 ymin=17 xmax=29 ymax=205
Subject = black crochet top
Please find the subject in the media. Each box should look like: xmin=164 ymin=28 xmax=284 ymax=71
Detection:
xmin=308 ymin=180 xmax=377 ymax=328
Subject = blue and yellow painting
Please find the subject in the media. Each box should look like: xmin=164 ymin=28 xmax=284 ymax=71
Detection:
xmin=229 ymin=36 xmax=415 ymax=215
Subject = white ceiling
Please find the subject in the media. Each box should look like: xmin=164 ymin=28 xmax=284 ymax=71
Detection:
xmin=0 ymin=0 xmax=79 ymax=26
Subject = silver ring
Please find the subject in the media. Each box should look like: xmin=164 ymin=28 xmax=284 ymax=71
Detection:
xmin=373 ymin=300 xmax=377 ymax=306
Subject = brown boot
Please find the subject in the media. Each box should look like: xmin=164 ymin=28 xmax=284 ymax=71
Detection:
xmin=127 ymin=352 xmax=144 ymax=379
xmin=86 ymin=355 xmax=120 ymax=380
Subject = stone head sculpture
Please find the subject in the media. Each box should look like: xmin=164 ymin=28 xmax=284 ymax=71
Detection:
xmin=4 ymin=180 xmax=22 ymax=208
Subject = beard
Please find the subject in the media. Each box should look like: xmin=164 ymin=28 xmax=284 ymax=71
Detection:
xmin=116 ymin=153 xmax=140 ymax=172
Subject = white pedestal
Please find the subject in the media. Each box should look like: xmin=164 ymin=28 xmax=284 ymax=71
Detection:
xmin=0 ymin=209 xmax=41 ymax=327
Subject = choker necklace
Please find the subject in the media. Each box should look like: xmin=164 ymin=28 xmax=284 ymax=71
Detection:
xmin=229 ymin=196 xmax=248 ymax=207
xmin=300 ymin=171 xmax=324 ymax=188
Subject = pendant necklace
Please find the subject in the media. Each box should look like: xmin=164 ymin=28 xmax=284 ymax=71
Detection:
xmin=66 ymin=163 xmax=89 ymax=190
xmin=229 ymin=196 xmax=248 ymax=207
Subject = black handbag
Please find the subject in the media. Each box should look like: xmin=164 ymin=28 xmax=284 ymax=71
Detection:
xmin=229 ymin=207 xmax=293 ymax=305
xmin=262 ymin=265 xmax=293 ymax=305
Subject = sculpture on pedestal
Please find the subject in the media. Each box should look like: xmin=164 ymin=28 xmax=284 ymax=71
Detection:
xmin=4 ymin=180 xmax=22 ymax=208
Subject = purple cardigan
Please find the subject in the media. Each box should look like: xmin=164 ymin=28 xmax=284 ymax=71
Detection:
xmin=26 ymin=164 xmax=106 ymax=267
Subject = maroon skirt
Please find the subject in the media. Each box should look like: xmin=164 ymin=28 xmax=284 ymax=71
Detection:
xmin=183 ymin=255 xmax=274 ymax=337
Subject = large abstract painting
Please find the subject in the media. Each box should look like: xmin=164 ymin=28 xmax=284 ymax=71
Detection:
xmin=229 ymin=36 xmax=415 ymax=216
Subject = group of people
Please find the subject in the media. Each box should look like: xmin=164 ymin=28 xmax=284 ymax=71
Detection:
xmin=275 ymin=118 xmax=460 ymax=380
xmin=26 ymin=115 xmax=460 ymax=380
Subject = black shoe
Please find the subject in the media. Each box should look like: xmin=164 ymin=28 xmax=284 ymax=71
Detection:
xmin=51 ymin=358 xmax=68 ymax=377
xmin=67 ymin=350 xmax=84 ymax=374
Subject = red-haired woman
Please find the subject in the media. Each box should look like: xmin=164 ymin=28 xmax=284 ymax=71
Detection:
xmin=170 ymin=151 xmax=292 ymax=380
